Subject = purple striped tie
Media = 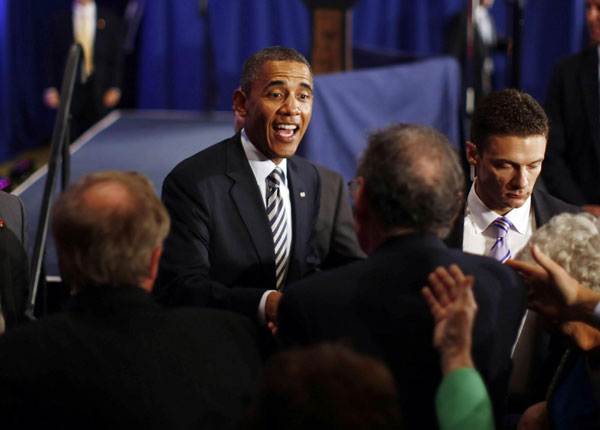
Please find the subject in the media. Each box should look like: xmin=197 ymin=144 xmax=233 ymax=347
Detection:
xmin=267 ymin=167 xmax=289 ymax=290
xmin=490 ymin=217 xmax=512 ymax=263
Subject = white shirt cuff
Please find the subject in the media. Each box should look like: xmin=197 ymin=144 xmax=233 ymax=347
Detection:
xmin=258 ymin=290 xmax=276 ymax=326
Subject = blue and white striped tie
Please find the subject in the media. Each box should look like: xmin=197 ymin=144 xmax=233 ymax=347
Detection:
xmin=490 ymin=216 xmax=512 ymax=263
xmin=267 ymin=167 xmax=289 ymax=290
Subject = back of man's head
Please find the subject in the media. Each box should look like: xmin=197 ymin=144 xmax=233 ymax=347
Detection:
xmin=356 ymin=123 xmax=464 ymax=238
xmin=51 ymin=171 xmax=170 ymax=290
xmin=244 ymin=343 xmax=402 ymax=430
xmin=470 ymin=88 xmax=549 ymax=151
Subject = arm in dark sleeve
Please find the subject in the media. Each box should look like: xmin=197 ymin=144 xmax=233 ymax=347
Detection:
xmin=313 ymin=165 xmax=365 ymax=270
xmin=155 ymin=173 xmax=267 ymax=321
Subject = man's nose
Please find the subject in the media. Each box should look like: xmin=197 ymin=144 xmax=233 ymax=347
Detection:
xmin=513 ymin=168 xmax=529 ymax=188
xmin=281 ymin=96 xmax=300 ymax=115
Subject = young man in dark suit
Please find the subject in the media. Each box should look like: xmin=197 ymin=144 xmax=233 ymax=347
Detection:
xmin=0 ymin=190 xmax=29 ymax=330
xmin=157 ymin=47 xmax=321 ymax=333
xmin=445 ymin=89 xmax=580 ymax=253
xmin=444 ymin=88 xmax=581 ymax=418
xmin=277 ymin=124 xmax=527 ymax=429
xmin=0 ymin=172 xmax=261 ymax=430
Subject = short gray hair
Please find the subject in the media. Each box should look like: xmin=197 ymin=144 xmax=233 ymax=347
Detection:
xmin=51 ymin=171 xmax=170 ymax=289
xmin=516 ymin=213 xmax=600 ymax=292
xmin=356 ymin=123 xmax=465 ymax=238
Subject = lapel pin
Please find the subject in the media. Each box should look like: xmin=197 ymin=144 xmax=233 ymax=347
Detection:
xmin=299 ymin=191 xmax=306 ymax=198
xmin=0 ymin=220 xmax=4 ymax=228
xmin=97 ymin=18 xmax=106 ymax=30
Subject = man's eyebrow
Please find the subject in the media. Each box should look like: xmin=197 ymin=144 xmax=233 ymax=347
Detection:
xmin=265 ymin=80 xmax=285 ymax=90
xmin=263 ymin=80 xmax=313 ymax=92
xmin=300 ymin=82 xmax=313 ymax=92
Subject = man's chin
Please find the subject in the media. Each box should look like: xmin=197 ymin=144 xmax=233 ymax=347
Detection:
xmin=504 ymin=195 xmax=528 ymax=208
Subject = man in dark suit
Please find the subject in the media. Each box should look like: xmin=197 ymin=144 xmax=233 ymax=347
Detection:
xmin=43 ymin=0 xmax=123 ymax=137
xmin=445 ymin=89 xmax=580 ymax=253
xmin=444 ymin=89 xmax=581 ymax=417
xmin=0 ymin=172 xmax=262 ymax=430
xmin=0 ymin=190 xmax=29 ymax=331
xmin=446 ymin=0 xmax=509 ymax=110
xmin=278 ymin=124 xmax=527 ymax=429
xmin=542 ymin=0 xmax=600 ymax=215
xmin=233 ymin=108 xmax=365 ymax=270
xmin=156 ymin=47 xmax=320 ymax=332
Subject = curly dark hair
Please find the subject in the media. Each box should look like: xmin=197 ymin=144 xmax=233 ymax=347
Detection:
xmin=470 ymin=88 xmax=548 ymax=151
xmin=356 ymin=123 xmax=465 ymax=238
xmin=240 ymin=46 xmax=312 ymax=94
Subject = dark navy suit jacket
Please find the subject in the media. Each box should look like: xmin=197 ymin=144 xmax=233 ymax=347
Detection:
xmin=279 ymin=233 xmax=527 ymax=429
xmin=156 ymin=134 xmax=321 ymax=320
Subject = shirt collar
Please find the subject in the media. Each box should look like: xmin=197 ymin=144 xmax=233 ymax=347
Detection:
xmin=466 ymin=183 xmax=532 ymax=234
xmin=240 ymin=128 xmax=287 ymax=185
xmin=73 ymin=1 xmax=96 ymax=16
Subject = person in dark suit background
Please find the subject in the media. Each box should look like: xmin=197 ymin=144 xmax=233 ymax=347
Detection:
xmin=542 ymin=0 xmax=600 ymax=216
xmin=43 ymin=0 xmax=123 ymax=138
xmin=0 ymin=171 xmax=262 ymax=430
xmin=277 ymin=123 xmax=527 ymax=428
xmin=156 ymin=47 xmax=321 ymax=334
xmin=446 ymin=0 xmax=509 ymax=111
xmin=0 ymin=190 xmax=29 ymax=332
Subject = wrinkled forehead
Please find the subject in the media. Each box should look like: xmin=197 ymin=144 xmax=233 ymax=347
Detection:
xmin=254 ymin=61 xmax=312 ymax=88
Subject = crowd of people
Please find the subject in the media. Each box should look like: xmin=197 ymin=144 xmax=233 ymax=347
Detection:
xmin=2 ymin=1 xmax=600 ymax=429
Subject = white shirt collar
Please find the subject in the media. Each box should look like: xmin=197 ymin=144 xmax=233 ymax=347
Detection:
xmin=73 ymin=1 xmax=96 ymax=16
xmin=240 ymin=128 xmax=288 ymax=185
xmin=466 ymin=183 xmax=532 ymax=235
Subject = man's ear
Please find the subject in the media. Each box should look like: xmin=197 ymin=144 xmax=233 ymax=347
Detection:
xmin=465 ymin=141 xmax=480 ymax=167
xmin=232 ymin=88 xmax=248 ymax=118
xmin=353 ymin=177 xmax=369 ymax=219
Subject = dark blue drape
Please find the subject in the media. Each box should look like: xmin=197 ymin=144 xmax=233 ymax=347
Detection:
xmin=0 ymin=0 xmax=592 ymax=162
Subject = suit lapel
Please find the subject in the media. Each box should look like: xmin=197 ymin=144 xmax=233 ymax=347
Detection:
xmin=225 ymin=137 xmax=276 ymax=287
xmin=286 ymin=157 xmax=310 ymax=281
xmin=581 ymin=47 xmax=600 ymax=161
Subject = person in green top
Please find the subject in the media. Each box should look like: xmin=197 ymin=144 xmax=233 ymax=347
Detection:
xmin=424 ymin=264 xmax=495 ymax=430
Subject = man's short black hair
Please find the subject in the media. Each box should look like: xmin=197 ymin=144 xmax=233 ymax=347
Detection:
xmin=240 ymin=46 xmax=312 ymax=94
xmin=470 ymin=88 xmax=549 ymax=151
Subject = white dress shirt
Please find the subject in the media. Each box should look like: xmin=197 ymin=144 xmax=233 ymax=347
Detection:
xmin=463 ymin=184 xmax=535 ymax=258
xmin=72 ymin=1 xmax=96 ymax=77
xmin=240 ymin=129 xmax=292 ymax=324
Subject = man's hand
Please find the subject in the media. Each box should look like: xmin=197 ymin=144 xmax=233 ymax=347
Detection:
xmin=582 ymin=204 xmax=600 ymax=217
xmin=422 ymin=264 xmax=477 ymax=375
xmin=265 ymin=291 xmax=283 ymax=336
xmin=43 ymin=88 xmax=60 ymax=109
xmin=506 ymin=245 xmax=600 ymax=324
xmin=103 ymin=88 xmax=121 ymax=108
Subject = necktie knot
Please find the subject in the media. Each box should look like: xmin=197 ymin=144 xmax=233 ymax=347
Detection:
xmin=493 ymin=217 xmax=512 ymax=238
xmin=267 ymin=167 xmax=285 ymax=189
xmin=490 ymin=216 xmax=512 ymax=263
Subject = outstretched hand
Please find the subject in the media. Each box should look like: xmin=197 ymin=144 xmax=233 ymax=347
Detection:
xmin=506 ymin=245 xmax=599 ymax=324
xmin=422 ymin=264 xmax=477 ymax=375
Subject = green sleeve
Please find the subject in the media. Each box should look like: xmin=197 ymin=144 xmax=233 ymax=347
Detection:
xmin=435 ymin=367 xmax=494 ymax=430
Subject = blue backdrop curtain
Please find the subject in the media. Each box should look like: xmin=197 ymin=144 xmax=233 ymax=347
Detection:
xmin=0 ymin=0 xmax=593 ymax=162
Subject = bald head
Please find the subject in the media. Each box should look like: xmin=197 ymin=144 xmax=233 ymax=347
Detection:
xmin=51 ymin=171 xmax=170 ymax=291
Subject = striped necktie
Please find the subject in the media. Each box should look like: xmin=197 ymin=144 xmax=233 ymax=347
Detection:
xmin=267 ymin=167 xmax=289 ymax=290
xmin=490 ymin=216 xmax=512 ymax=263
